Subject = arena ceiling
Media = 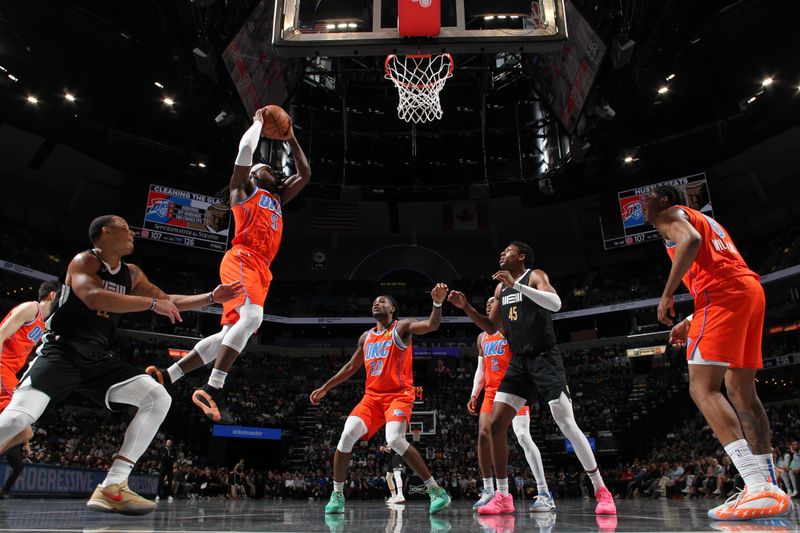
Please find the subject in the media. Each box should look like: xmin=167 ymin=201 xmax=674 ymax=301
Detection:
xmin=1 ymin=0 xmax=798 ymax=202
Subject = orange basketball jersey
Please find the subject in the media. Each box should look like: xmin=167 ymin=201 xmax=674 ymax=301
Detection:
xmin=0 ymin=303 xmax=45 ymax=374
xmin=230 ymin=188 xmax=283 ymax=263
xmin=664 ymin=206 xmax=758 ymax=296
xmin=480 ymin=331 xmax=513 ymax=392
xmin=363 ymin=321 xmax=414 ymax=395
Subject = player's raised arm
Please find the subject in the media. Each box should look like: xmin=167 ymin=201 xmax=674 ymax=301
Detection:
xmin=229 ymin=113 xmax=264 ymax=193
xmin=397 ymin=283 xmax=448 ymax=338
xmin=310 ymin=332 xmax=368 ymax=404
xmin=654 ymin=209 xmax=701 ymax=325
xmin=491 ymin=269 xmax=562 ymax=312
xmin=447 ymin=285 xmax=502 ymax=334
xmin=276 ymin=121 xmax=311 ymax=206
xmin=128 ymin=264 xmax=242 ymax=314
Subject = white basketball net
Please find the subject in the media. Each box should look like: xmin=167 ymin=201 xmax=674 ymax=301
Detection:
xmin=385 ymin=53 xmax=454 ymax=123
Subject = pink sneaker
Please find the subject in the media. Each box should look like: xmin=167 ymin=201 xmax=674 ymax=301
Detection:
xmin=477 ymin=492 xmax=515 ymax=515
xmin=595 ymin=486 xmax=617 ymax=515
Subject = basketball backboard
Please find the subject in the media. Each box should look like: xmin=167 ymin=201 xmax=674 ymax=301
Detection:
xmin=273 ymin=0 xmax=567 ymax=57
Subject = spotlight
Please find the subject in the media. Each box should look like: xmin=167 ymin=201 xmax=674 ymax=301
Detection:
xmin=26 ymin=95 xmax=38 ymax=104
xmin=666 ymin=73 xmax=676 ymax=81
xmin=8 ymin=74 xmax=19 ymax=82
xmin=347 ymin=22 xmax=357 ymax=28
xmin=623 ymin=156 xmax=634 ymax=163
xmin=747 ymin=96 xmax=756 ymax=104
xmin=198 ymin=162 xmax=207 ymax=168
xmin=761 ymin=77 xmax=774 ymax=87
xmin=64 ymin=93 xmax=76 ymax=102
xmin=163 ymin=97 xmax=175 ymax=106
xmin=337 ymin=23 xmax=347 ymax=28
xmin=657 ymin=86 xmax=669 ymax=94
xmin=326 ymin=24 xmax=335 ymax=29
xmin=484 ymin=15 xmax=495 ymax=20
xmin=154 ymin=81 xmax=164 ymax=88
xmin=0 ymin=65 xmax=6 ymax=72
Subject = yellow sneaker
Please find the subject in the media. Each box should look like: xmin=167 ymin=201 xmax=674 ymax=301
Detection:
xmin=86 ymin=481 xmax=157 ymax=515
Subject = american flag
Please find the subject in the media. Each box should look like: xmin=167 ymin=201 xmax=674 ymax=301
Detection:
xmin=310 ymin=200 xmax=358 ymax=231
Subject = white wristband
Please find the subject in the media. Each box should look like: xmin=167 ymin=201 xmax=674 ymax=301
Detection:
xmin=685 ymin=314 xmax=693 ymax=322
xmin=432 ymin=302 xmax=442 ymax=308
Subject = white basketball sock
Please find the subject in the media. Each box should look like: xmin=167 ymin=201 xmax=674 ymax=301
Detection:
xmin=333 ymin=481 xmax=345 ymax=493
xmin=482 ymin=477 xmax=495 ymax=492
xmin=725 ymin=439 xmax=767 ymax=489
xmin=102 ymin=459 xmax=134 ymax=487
xmin=755 ymin=453 xmax=778 ymax=485
xmin=496 ymin=478 xmax=509 ymax=496
xmin=208 ymin=368 xmax=227 ymax=389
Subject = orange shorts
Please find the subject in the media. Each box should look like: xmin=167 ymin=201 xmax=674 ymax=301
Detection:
xmin=481 ymin=389 xmax=530 ymax=416
xmin=349 ymin=392 xmax=414 ymax=441
xmin=687 ymin=275 xmax=764 ymax=369
xmin=0 ymin=371 xmax=19 ymax=412
xmin=219 ymin=245 xmax=272 ymax=326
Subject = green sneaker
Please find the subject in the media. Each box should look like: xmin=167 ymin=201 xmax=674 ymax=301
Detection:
xmin=325 ymin=491 xmax=345 ymax=514
xmin=428 ymin=486 xmax=451 ymax=514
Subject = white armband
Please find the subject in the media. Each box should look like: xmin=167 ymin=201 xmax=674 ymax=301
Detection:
xmin=234 ymin=122 xmax=262 ymax=167
xmin=471 ymin=357 xmax=485 ymax=398
xmin=512 ymin=282 xmax=562 ymax=312
xmin=685 ymin=314 xmax=693 ymax=322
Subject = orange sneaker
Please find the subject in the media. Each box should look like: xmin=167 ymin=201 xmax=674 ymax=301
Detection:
xmin=192 ymin=385 xmax=234 ymax=425
xmin=145 ymin=366 xmax=165 ymax=386
xmin=707 ymin=484 xmax=791 ymax=521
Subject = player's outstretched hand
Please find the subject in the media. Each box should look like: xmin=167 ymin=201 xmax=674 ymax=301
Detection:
xmin=431 ymin=283 xmax=449 ymax=304
xmin=492 ymin=270 xmax=515 ymax=289
xmin=154 ymin=299 xmax=182 ymax=323
xmin=467 ymin=395 xmax=478 ymax=416
xmin=211 ymin=281 xmax=244 ymax=304
xmin=669 ymin=318 xmax=691 ymax=347
xmin=447 ymin=290 xmax=467 ymax=309
xmin=310 ymin=387 xmax=327 ymax=405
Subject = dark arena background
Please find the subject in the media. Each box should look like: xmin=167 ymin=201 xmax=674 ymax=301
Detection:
xmin=1 ymin=0 xmax=800 ymax=532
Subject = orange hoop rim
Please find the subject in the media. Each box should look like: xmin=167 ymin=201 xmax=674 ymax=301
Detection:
xmin=384 ymin=53 xmax=455 ymax=90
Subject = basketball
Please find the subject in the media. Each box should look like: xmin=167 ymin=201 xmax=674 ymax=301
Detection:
xmin=257 ymin=105 xmax=292 ymax=140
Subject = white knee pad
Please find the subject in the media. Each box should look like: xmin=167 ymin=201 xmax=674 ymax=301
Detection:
xmin=336 ymin=416 xmax=368 ymax=453
xmin=194 ymin=326 xmax=230 ymax=364
xmin=494 ymin=392 xmax=527 ymax=411
xmin=108 ymin=375 xmax=172 ymax=414
xmin=221 ymin=304 xmax=263 ymax=353
xmin=386 ymin=421 xmax=410 ymax=456
xmin=511 ymin=413 xmax=531 ymax=440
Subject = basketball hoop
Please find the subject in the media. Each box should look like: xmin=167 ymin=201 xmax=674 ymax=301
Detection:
xmin=410 ymin=428 xmax=422 ymax=443
xmin=385 ymin=53 xmax=454 ymax=123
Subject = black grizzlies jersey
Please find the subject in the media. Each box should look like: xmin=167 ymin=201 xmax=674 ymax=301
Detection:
xmin=500 ymin=269 xmax=557 ymax=354
xmin=46 ymin=249 xmax=132 ymax=349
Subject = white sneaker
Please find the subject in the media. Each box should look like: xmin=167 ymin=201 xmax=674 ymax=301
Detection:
xmin=168 ymin=496 xmax=174 ymax=502
xmin=473 ymin=488 xmax=495 ymax=510
xmin=530 ymin=491 xmax=556 ymax=512
xmin=387 ymin=493 xmax=405 ymax=504
xmin=154 ymin=496 xmax=160 ymax=503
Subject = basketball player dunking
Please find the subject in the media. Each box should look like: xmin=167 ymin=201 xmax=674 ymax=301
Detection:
xmin=448 ymin=241 xmax=616 ymax=515
xmin=0 ymin=215 xmax=241 ymax=514
xmin=469 ymin=296 xmax=554 ymax=513
xmin=644 ymin=185 xmax=791 ymax=520
xmin=310 ymin=287 xmax=452 ymax=515
xmin=147 ymin=109 xmax=311 ymax=424
xmin=0 ymin=280 xmax=59 ymax=497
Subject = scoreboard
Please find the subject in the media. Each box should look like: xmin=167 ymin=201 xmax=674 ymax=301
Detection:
xmin=600 ymin=173 xmax=713 ymax=250
xmin=133 ymin=184 xmax=231 ymax=253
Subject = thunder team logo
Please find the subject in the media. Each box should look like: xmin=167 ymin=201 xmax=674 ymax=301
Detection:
xmin=145 ymin=199 xmax=174 ymax=223
xmin=620 ymin=195 xmax=645 ymax=228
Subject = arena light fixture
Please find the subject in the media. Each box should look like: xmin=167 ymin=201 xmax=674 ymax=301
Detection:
xmin=64 ymin=92 xmax=76 ymax=102
xmin=747 ymin=96 xmax=757 ymax=104
xmin=347 ymin=22 xmax=357 ymax=28
xmin=163 ymin=97 xmax=175 ymax=106
xmin=623 ymin=155 xmax=634 ymax=163
xmin=154 ymin=81 xmax=164 ymax=89
xmin=657 ymin=86 xmax=669 ymax=94
xmin=8 ymin=73 xmax=19 ymax=82
xmin=198 ymin=162 xmax=207 ymax=168
xmin=666 ymin=73 xmax=676 ymax=81
xmin=0 ymin=65 xmax=6 ymax=72
xmin=26 ymin=95 xmax=39 ymax=104
xmin=326 ymin=24 xmax=335 ymax=29
xmin=337 ymin=23 xmax=347 ymax=29
xmin=484 ymin=15 xmax=495 ymax=20
xmin=761 ymin=77 xmax=774 ymax=87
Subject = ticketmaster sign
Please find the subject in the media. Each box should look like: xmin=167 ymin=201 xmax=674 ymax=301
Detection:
xmin=212 ymin=425 xmax=282 ymax=440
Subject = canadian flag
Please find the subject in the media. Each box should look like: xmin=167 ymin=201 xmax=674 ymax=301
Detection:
xmin=442 ymin=202 xmax=488 ymax=231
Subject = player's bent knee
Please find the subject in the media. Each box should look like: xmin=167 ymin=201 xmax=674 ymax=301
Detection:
xmin=0 ymin=409 xmax=34 ymax=435
xmin=336 ymin=416 xmax=367 ymax=453
xmin=387 ymin=434 xmax=410 ymax=456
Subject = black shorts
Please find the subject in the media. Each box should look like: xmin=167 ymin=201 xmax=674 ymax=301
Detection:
xmin=21 ymin=339 xmax=145 ymax=410
xmin=497 ymin=346 xmax=569 ymax=404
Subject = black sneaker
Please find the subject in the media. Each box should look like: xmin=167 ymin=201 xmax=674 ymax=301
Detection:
xmin=192 ymin=384 xmax=234 ymax=425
